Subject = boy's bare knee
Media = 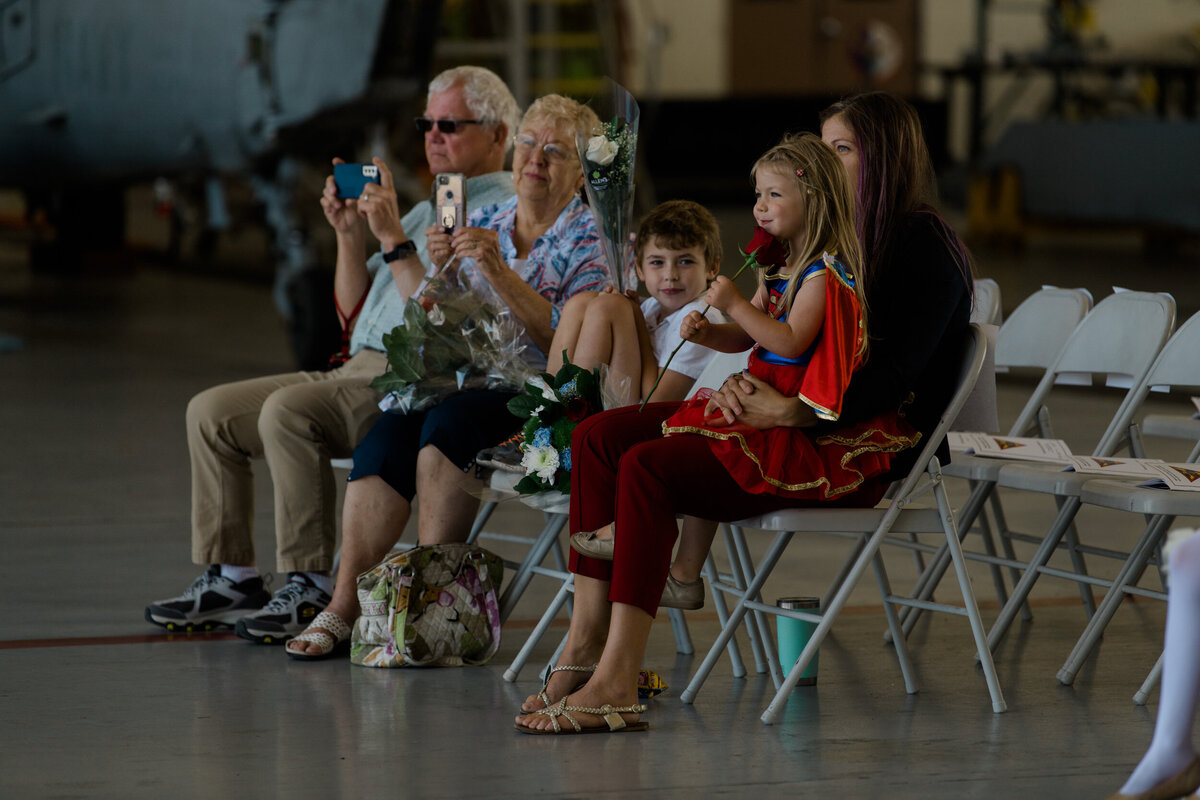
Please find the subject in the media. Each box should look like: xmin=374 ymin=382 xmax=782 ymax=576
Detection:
xmin=591 ymin=290 xmax=633 ymax=320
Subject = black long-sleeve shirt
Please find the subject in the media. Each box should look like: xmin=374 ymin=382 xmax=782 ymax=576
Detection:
xmin=819 ymin=211 xmax=974 ymax=477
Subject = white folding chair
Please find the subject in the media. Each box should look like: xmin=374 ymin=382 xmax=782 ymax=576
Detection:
xmin=896 ymin=291 xmax=1175 ymax=641
xmin=887 ymin=286 xmax=1091 ymax=622
xmin=681 ymin=324 xmax=1007 ymax=722
xmin=1050 ymin=310 xmax=1200 ymax=685
xmin=971 ymin=277 xmax=1003 ymax=326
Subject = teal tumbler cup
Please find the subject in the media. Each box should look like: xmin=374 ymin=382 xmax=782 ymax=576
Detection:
xmin=776 ymin=597 xmax=820 ymax=685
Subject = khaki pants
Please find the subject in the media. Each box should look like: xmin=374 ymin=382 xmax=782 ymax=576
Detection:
xmin=186 ymin=349 xmax=387 ymax=572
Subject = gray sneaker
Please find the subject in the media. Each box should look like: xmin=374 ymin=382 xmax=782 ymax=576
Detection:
xmin=145 ymin=565 xmax=271 ymax=633
xmin=234 ymin=573 xmax=331 ymax=645
xmin=476 ymin=434 xmax=525 ymax=474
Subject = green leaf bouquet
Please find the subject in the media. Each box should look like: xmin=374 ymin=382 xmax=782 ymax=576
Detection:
xmin=371 ymin=285 xmax=532 ymax=415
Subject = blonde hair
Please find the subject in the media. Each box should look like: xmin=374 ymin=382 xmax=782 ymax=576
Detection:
xmin=751 ymin=132 xmax=868 ymax=357
xmin=520 ymin=94 xmax=602 ymax=143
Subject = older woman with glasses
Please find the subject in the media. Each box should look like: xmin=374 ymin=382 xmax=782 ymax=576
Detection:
xmin=286 ymin=94 xmax=631 ymax=659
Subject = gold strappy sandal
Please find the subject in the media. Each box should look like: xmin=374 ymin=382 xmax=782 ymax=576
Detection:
xmin=515 ymin=696 xmax=649 ymax=735
xmin=522 ymin=663 xmax=598 ymax=712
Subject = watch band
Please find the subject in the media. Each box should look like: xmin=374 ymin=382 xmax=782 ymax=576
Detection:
xmin=383 ymin=240 xmax=418 ymax=263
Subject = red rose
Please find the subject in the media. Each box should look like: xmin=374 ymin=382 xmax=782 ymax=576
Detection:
xmin=741 ymin=226 xmax=788 ymax=268
xmin=564 ymin=397 xmax=592 ymax=422
xmin=741 ymin=225 xmax=773 ymax=256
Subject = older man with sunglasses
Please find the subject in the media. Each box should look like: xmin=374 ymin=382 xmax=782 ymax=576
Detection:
xmin=145 ymin=66 xmax=519 ymax=644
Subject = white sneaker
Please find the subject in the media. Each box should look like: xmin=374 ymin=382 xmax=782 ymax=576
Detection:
xmin=234 ymin=574 xmax=331 ymax=645
xmin=145 ymin=566 xmax=271 ymax=632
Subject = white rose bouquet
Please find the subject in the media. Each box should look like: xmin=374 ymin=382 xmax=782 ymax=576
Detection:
xmin=576 ymin=78 xmax=640 ymax=295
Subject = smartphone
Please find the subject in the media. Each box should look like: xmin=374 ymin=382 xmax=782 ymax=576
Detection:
xmin=334 ymin=163 xmax=380 ymax=199
xmin=432 ymin=173 xmax=467 ymax=232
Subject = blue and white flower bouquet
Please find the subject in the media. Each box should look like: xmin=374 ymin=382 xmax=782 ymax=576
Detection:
xmin=505 ymin=354 xmax=603 ymax=494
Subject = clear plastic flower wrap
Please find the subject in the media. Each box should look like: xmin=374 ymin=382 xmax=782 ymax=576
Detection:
xmin=575 ymin=77 xmax=640 ymax=295
xmin=370 ymin=280 xmax=534 ymax=416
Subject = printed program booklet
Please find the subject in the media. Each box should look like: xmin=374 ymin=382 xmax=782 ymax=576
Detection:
xmin=1138 ymin=462 xmax=1200 ymax=492
xmin=1063 ymin=455 xmax=1166 ymax=478
xmin=947 ymin=433 xmax=1074 ymax=463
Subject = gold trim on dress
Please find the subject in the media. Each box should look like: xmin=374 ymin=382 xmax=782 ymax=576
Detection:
xmin=662 ymin=422 xmax=922 ymax=499
xmin=797 ymin=389 xmax=839 ymax=422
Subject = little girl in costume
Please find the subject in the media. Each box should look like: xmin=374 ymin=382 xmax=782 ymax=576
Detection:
xmin=664 ymin=132 xmax=917 ymax=500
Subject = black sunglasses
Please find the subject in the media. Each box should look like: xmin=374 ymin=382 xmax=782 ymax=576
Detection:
xmin=414 ymin=118 xmax=484 ymax=134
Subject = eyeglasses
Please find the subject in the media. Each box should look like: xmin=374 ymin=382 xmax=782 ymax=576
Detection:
xmin=414 ymin=118 xmax=484 ymax=134
xmin=513 ymin=133 xmax=575 ymax=163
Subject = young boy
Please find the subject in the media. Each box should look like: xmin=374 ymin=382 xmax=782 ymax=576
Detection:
xmin=550 ymin=199 xmax=726 ymax=610
xmin=547 ymin=199 xmax=724 ymax=407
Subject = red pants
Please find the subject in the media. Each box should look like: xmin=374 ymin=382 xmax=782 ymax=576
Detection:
xmin=569 ymin=403 xmax=890 ymax=616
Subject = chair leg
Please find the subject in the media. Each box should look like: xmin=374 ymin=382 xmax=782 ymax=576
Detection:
xmin=668 ymin=608 xmax=693 ymax=655
xmin=823 ymin=535 xmax=867 ymax=613
xmin=729 ymin=524 xmax=780 ymax=684
xmin=984 ymin=497 xmax=1083 ymax=653
xmin=503 ymin=573 xmax=574 ymax=682
xmin=681 ymin=531 xmax=793 ymax=705
xmin=703 ymin=552 xmax=748 ymax=679
xmin=895 ymin=479 xmax=994 ymax=638
xmin=1134 ymin=652 xmax=1165 ymax=706
xmin=872 ymin=551 xmax=919 ymax=694
xmin=934 ymin=475 xmax=1007 ymax=713
xmin=1057 ymin=514 xmax=1174 ymax=685
xmin=721 ymin=524 xmax=770 ymax=675
xmin=498 ymin=512 xmax=568 ymax=623
xmin=1057 ymin=495 xmax=1097 ymax=618
xmin=908 ymin=533 xmax=926 ymax=574
xmin=991 ymin=491 xmax=1034 ymax=622
xmin=762 ymin=500 xmax=917 ymax=724
xmin=974 ymin=496 xmax=1011 ymax=609
xmin=465 ymin=500 xmax=497 ymax=544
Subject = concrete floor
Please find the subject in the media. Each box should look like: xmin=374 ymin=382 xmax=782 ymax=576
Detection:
xmin=1 ymin=207 xmax=1198 ymax=799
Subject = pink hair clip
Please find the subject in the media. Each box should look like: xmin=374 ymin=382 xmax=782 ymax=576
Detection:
xmin=795 ymin=168 xmax=806 ymax=177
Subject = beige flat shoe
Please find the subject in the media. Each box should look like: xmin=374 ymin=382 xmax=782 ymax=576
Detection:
xmin=659 ymin=575 xmax=704 ymax=610
xmin=1106 ymin=755 xmax=1200 ymax=800
xmin=570 ymin=530 xmax=614 ymax=560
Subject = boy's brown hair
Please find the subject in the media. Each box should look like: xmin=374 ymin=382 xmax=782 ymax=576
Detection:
xmin=633 ymin=199 xmax=722 ymax=269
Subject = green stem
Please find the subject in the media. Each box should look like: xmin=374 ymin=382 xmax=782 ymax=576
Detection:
xmin=639 ymin=252 xmax=758 ymax=411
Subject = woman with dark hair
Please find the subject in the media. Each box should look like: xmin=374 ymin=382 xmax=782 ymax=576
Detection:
xmin=514 ymin=91 xmax=975 ymax=735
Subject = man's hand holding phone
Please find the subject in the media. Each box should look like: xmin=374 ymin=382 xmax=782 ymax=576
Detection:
xmin=321 ymin=157 xmax=366 ymax=237
xmin=349 ymin=158 xmax=405 ymax=251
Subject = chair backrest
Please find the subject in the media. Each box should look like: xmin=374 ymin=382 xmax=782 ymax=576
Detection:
xmin=692 ymin=349 xmax=753 ymax=392
xmin=892 ymin=323 xmax=988 ymax=498
xmin=1140 ymin=310 xmax=1200 ymax=391
xmin=1118 ymin=309 xmax=1200 ymax=446
xmin=994 ymin=286 xmax=1091 ymax=370
xmin=1009 ymin=290 xmax=1176 ymax=455
xmin=971 ymin=278 xmax=1002 ymax=326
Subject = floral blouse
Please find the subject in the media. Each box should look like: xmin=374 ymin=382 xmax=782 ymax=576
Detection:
xmin=457 ymin=194 xmax=634 ymax=333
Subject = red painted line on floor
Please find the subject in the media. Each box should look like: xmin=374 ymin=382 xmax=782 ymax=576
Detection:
xmin=0 ymin=633 xmax=241 ymax=649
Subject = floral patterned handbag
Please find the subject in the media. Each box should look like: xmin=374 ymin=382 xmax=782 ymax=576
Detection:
xmin=350 ymin=543 xmax=504 ymax=668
